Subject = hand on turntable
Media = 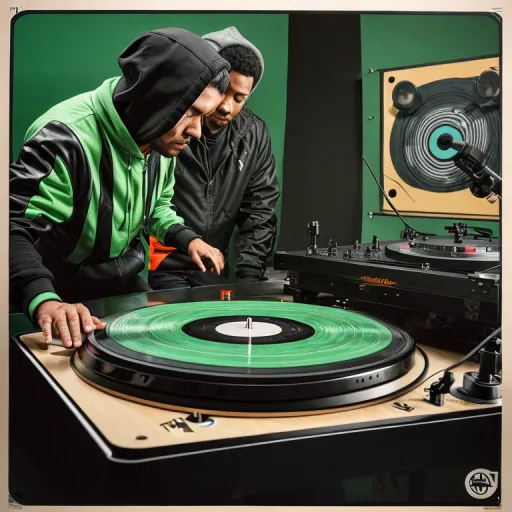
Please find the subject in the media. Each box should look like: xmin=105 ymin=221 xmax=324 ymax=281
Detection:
xmin=35 ymin=300 xmax=106 ymax=348
xmin=188 ymin=239 xmax=224 ymax=275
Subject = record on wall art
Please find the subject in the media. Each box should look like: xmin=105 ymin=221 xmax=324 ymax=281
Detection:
xmin=381 ymin=57 xmax=500 ymax=219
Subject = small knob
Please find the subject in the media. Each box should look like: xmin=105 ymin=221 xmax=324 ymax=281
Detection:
xmin=186 ymin=411 xmax=213 ymax=424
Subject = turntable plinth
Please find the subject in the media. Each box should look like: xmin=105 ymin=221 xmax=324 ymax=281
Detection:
xmin=14 ymin=332 xmax=495 ymax=457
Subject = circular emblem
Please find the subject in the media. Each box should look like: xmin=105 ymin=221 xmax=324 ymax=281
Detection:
xmin=465 ymin=468 xmax=499 ymax=500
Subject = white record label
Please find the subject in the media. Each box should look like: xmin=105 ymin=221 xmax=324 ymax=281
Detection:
xmin=215 ymin=321 xmax=283 ymax=338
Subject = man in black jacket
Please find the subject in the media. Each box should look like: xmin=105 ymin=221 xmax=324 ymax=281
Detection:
xmin=148 ymin=27 xmax=280 ymax=290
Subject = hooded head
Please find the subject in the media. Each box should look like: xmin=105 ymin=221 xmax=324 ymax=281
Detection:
xmin=113 ymin=27 xmax=231 ymax=147
xmin=200 ymin=27 xmax=265 ymax=132
xmin=202 ymin=27 xmax=264 ymax=91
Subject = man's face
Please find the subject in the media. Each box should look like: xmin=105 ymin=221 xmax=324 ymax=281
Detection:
xmin=205 ymin=71 xmax=254 ymax=132
xmin=150 ymin=86 xmax=224 ymax=157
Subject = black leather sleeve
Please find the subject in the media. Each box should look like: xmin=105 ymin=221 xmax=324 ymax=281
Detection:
xmin=10 ymin=122 xmax=86 ymax=317
xmin=235 ymin=124 xmax=281 ymax=278
xmin=164 ymin=224 xmax=201 ymax=253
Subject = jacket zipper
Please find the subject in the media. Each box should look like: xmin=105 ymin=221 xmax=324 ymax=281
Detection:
xmin=141 ymin=155 xmax=149 ymax=232
xmin=125 ymin=156 xmax=133 ymax=253
xmin=125 ymin=155 xmax=148 ymax=252
xmin=200 ymin=140 xmax=213 ymax=242
xmin=200 ymin=138 xmax=240 ymax=241
xmin=218 ymin=140 xmax=237 ymax=174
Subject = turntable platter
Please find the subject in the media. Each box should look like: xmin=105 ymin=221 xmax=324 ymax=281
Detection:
xmin=385 ymin=236 xmax=499 ymax=271
xmin=71 ymin=301 xmax=426 ymax=416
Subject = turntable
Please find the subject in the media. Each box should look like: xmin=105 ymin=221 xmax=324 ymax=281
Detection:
xmin=9 ymin=283 xmax=501 ymax=507
xmin=274 ymin=221 xmax=500 ymax=326
xmin=71 ymin=300 xmax=425 ymax=415
xmin=9 ymin=126 xmax=503 ymax=509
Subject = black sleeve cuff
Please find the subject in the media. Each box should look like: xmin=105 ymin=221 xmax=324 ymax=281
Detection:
xmin=164 ymin=225 xmax=201 ymax=254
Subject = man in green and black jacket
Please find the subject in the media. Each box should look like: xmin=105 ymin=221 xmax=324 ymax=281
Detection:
xmin=10 ymin=27 xmax=231 ymax=348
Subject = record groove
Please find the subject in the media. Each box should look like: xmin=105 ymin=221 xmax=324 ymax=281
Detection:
xmin=72 ymin=301 xmax=421 ymax=414
xmin=104 ymin=301 xmax=393 ymax=368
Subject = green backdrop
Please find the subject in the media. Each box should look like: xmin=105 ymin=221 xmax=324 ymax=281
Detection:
xmin=12 ymin=12 xmax=500 ymax=255
xmin=9 ymin=12 xmax=501 ymax=337
xmin=359 ymin=13 xmax=501 ymax=242
xmin=11 ymin=12 xmax=288 ymax=238
xmin=12 ymin=12 xmax=289 ymax=279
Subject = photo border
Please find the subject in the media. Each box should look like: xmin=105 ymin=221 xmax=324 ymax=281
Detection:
xmin=1 ymin=2 xmax=508 ymax=511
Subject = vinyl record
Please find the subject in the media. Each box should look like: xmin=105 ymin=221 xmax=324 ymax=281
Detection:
xmin=390 ymin=77 xmax=501 ymax=193
xmin=71 ymin=301 xmax=426 ymax=414
xmin=386 ymin=237 xmax=500 ymax=271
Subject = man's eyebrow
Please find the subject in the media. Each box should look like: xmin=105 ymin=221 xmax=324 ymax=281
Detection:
xmin=189 ymin=106 xmax=204 ymax=115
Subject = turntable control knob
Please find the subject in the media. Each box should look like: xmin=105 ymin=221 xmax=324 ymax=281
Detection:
xmin=371 ymin=235 xmax=381 ymax=252
xmin=185 ymin=411 xmax=215 ymax=426
xmin=328 ymin=239 xmax=338 ymax=257
xmin=187 ymin=411 xmax=206 ymax=423
xmin=354 ymin=240 xmax=361 ymax=250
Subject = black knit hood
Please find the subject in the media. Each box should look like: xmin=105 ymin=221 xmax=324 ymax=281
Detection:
xmin=113 ymin=27 xmax=230 ymax=145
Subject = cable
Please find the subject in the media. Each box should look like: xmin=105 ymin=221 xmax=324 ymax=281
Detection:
xmin=362 ymin=156 xmax=436 ymax=237
xmin=417 ymin=326 xmax=501 ymax=388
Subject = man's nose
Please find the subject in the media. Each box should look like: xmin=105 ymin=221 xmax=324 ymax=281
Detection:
xmin=185 ymin=117 xmax=202 ymax=140
xmin=218 ymin=99 xmax=232 ymax=114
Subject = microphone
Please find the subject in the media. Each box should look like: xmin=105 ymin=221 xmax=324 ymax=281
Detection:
xmin=435 ymin=133 xmax=501 ymax=201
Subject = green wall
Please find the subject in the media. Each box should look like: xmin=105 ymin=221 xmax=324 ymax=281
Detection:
xmin=360 ymin=14 xmax=500 ymax=242
xmin=11 ymin=12 xmax=288 ymax=226
xmin=12 ymin=13 xmax=288 ymax=280
xmin=12 ymin=13 xmax=502 ymax=269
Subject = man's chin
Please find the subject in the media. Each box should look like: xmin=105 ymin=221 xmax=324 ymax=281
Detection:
xmin=150 ymin=144 xmax=184 ymax=158
xmin=206 ymin=118 xmax=229 ymax=131
xmin=165 ymin=149 xmax=182 ymax=158
xmin=214 ymin=118 xmax=229 ymax=127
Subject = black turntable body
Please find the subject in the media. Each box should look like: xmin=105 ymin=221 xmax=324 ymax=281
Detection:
xmin=9 ymin=281 xmax=502 ymax=508
xmin=9 ymin=226 xmax=502 ymax=507
xmin=274 ymin=222 xmax=500 ymax=328
xmin=8 ymin=127 xmax=503 ymax=509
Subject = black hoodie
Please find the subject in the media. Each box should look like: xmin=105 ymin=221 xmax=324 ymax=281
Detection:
xmin=10 ymin=27 xmax=230 ymax=319
xmin=113 ymin=27 xmax=230 ymax=144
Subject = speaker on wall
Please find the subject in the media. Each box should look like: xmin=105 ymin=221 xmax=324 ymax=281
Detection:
xmin=381 ymin=56 xmax=500 ymax=219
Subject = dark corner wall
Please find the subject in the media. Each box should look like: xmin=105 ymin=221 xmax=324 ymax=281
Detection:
xmin=278 ymin=13 xmax=363 ymax=252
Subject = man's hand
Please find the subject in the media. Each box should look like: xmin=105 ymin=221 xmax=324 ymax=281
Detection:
xmin=36 ymin=300 xmax=106 ymax=348
xmin=188 ymin=238 xmax=224 ymax=276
